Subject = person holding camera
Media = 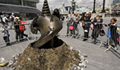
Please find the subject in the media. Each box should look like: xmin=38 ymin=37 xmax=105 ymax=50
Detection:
xmin=80 ymin=12 xmax=91 ymax=41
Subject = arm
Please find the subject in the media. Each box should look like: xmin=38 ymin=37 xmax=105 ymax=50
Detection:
xmin=0 ymin=27 xmax=5 ymax=31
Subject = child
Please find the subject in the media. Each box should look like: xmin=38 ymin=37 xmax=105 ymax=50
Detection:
xmin=66 ymin=17 xmax=75 ymax=37
xmin=14 ymin=18 xmax=20 ymax=42
xmin=108 ymin=18 xmax=119 ymax=50
xmin=92 ymin=15 xmax=103 ymax=44
xmin=80 ymin=12 xmax=91 ymax=41
xmin=69 ymin=17 xmax=75 ymax=37
xmin=73 ymin=18 xmax=79 ymax=37
xmin=18 ymin=18 xmax=28 ymax=41
xmin=0 ymin=22 xmax=10 ymax=46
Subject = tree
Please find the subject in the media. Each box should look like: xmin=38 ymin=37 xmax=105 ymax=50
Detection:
xmin=105 ymin=8 xmax=110 ymax=11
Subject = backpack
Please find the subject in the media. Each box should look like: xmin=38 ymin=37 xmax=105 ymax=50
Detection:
xmin=11 ymin=16 xmax=14 ymax=21
xmin=19 ymin=24 xmax=25 ymax=32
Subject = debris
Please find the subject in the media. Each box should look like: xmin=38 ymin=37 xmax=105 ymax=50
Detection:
xmin=12 ymin=67 xmax=16 ymax=70
xmin=18 ymin=65 xmax=23 ymax=69
xmin=0 ymin=57 xmax=7 ymax=67
xmin=11 ymin=37 xmax=88 ymax=70
xmin=27 ymin=57 xmax=31 ymax=61
xmin=7 ymin=61 xmax=13 ymax=67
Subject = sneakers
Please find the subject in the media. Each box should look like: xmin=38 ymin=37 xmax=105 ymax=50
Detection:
xmin=108 ymin=45 xmax=112 ymax=49
xmin=6 ymin=43 xmax=11 ymax=46
xmin=114 ymin=47 xmax=118 ymax=50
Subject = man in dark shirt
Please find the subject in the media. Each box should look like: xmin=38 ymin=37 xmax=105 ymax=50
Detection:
xmin=14 ymin=18 xmax=20 ymax=42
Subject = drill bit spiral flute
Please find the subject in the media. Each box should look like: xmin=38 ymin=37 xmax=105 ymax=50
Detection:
xmin=30 ymin=0 xmax=63 ymax=48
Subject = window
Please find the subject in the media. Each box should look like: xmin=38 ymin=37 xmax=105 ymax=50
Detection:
xmin=23 ymin=1 xmax=36 ymax=7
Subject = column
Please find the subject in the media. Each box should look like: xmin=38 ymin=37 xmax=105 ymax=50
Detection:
xmin=101 ymin=0 xmax=106 ymax=13
xmin=92 ymin=0 xmax=96 ymax=13
xmin=21 ymin=0 xmax=23 ymax=6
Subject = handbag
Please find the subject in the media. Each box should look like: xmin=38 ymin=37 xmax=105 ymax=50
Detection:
xmin=100 ymin=30 xmax=105 ymax=36
xmin=91 ymin=24 xmax=94 ymax=30
xmin=69 ymin=26 xmax=73 ymax=30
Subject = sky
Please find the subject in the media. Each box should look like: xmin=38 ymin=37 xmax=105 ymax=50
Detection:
xmin=37 ymin=0 xmax=113 ymax=11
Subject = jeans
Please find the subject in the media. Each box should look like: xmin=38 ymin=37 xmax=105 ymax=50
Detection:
xmin=3 ymin=36 xmax=10 ymax=44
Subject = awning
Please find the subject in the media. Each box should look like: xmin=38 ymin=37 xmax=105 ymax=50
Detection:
xmin=0 ymin=4 xmax=41 ymax=14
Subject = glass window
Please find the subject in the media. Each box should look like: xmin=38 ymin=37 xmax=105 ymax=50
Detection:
xmin=0 ymin=0 xmax=6 ymax=3
xmin=23 ymin=1 xmax=36 ymax=7
xmin=12 ymin=0 xmax=21 ymax=5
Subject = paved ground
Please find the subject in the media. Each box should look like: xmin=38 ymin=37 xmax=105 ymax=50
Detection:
xmin=0 ymin=19 xmax=120 ymax=70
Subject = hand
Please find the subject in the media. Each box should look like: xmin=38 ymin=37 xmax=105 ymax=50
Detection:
xmin=95 ymin=23 xmax=97 ymax=25
xmin=4 ymin=28 xmax=6 ymax=31
xmin=102 ymin=22 xmax=105 ymax=25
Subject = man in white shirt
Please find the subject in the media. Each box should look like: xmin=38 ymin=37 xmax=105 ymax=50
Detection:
xmin=2 ymin=14 xmax=9 ymax=26
xmin=9 ymin=13 xmax=15 ymax=29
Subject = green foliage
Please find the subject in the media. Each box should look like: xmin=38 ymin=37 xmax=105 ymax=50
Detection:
xmin=105 ymin=8 xmax=110 ymax=11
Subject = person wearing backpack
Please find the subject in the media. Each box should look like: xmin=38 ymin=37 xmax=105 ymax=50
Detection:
xmin=9 ymin=13 xmax=15 ymax=29
xmin=18 ymin=18 xmax=28 ymax=41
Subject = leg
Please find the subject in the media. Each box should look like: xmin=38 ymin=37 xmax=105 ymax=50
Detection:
xmin=72 ymin=28 xmax=76 ymax=38
xmin=23 ymin=31 xmax=28 ymax=37
xmin=66 ymin=26 xmax=69 ymax=36
xmin=16 ymin=32 xmax=18 ymax=41
xmin=3 ymin=37 xmax=9 ymax=46
xmin=85 ymin=28 xmax=89 ymax=38
xmin=6 ymin=36 xmax=10 ymax=45
xmin=83 ymin=27 xmax=88 ymax=41
xmin=76 ymin=27 xmax=79 ymax=36
xmin=20 ymin=32 xmax=24 ymax=40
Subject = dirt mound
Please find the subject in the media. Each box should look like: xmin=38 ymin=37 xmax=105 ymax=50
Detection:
xmin=12 ymin=37 xmax=81 ymax=70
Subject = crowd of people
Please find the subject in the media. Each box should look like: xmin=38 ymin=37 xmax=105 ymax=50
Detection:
xmin=0 ymin=13 xmax=28 ymax=46
xmin=64 ymin=12 xmax=120 ymax=50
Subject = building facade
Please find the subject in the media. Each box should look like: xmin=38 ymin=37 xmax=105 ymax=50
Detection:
xmin=0 ymin=0 xmax=39 ymax=8
xmin=0 ymin=0 xmax=41 ymax=19
xmin=112 ymin=0 xmax=120 ymax=5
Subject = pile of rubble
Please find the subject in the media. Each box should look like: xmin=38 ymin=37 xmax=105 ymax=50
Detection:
xmin=7 ymin=37 xmax=88 ymax=70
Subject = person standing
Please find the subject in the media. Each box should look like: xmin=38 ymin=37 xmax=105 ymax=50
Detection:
xmin=73 ymin=18 xmax=79 ymax=37
xmin=108 ymin=18 xmax=119 ymax=50
xmin=14 ymin=14 xmax=19 ymax=22
xmin=2 ymin=14 xmax=9 ymax=26
xmin=14 ymin=18 xmax=20 ymax=42
xmin=91 ymin=15 xmax=103 ymax=44
xmin=18 ymin=18 xmax=28 ymax=41
xmin=80 ymin=12 xmax=90 ymax=41
xmin=69 ymin=17 xmax=75 ymax=37
xmin=66 ymin=15 xmax=70 ymax=36
xmin=9 ymin=13 xmax=15 ymax=29
xmin=0 ymin=22 xmax=10 ymax=46
xmin=66 ymin=17 xmax=75 ymax=36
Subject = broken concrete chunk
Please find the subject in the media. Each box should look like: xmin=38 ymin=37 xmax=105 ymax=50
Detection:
xmin=18 ymin=65 xmax=23 ymax=69
xmin=27 ymin=57 xmax=32 ymax=61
